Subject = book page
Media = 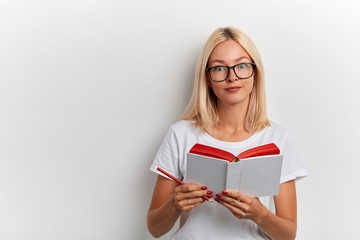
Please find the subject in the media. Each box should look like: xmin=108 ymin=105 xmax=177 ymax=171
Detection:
xmin=230 ymin=155 xmax=283 ymax=197
xmin=186 ymin=153 xmax=228 ymax=194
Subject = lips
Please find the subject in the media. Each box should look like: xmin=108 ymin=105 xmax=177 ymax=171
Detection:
xmin=225 ymin=86 xmax=242 ymax=92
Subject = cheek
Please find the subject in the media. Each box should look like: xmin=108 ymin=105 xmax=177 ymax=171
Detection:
xmin=210 ymin=83 xmax=223 ymax=96
xmin=246 ymin=78 xmax=255 ymax=92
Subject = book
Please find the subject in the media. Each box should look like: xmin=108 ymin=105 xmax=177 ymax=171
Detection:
xmin=185 ymin=143 xmax=283 ymax=197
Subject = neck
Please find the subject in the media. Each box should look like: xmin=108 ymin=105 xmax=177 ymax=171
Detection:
xmin=216 ymin=98 xmax=249 ymax=133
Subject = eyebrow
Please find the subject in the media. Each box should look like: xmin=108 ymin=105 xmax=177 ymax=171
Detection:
xmin=209 ymin=56 xmax=250 ymax=65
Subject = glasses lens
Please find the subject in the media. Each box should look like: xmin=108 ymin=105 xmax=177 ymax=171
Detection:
xmin=209 ymin=66 xmax=228 ymax=81
xmin=234 ymin=63 xmax=253 ymax=78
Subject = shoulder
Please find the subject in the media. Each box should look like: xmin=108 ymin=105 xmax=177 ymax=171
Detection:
xmin=263 ymin=122 xmax=300 ymax=157
xmin=168 ymin=120 xmax=200 ymax=136
xmin=269 ymin=121 xmax=289 ymax=135
xmin=265 ymin=123 xmax=308 ymax=182
xmin=261 ymin=121 xmax=290 ymax=140
xmin=163 ymin=120 xmax=204 ymax=150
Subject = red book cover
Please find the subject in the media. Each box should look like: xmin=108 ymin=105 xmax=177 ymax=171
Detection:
xmin=189 ymin=143 xmax=280 ymax=162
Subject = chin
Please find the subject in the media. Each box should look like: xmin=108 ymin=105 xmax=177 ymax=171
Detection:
xmin=220 ymin=97 xmax=249 ymax=106
xmin=214 ymin=91 xmax=251 ymax=106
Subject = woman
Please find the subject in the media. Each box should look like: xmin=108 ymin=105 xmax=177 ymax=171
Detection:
xmin=147 ymin=26 xmax=307 ymax=240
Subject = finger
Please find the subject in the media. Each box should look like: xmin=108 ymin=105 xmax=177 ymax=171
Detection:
xmin=222 ymin=190 xmax=252 ymax=204
xmin=177 ymin=196 xmax=205 ymax=207
xmin=177 ymin=197 xmax=205 ymax=212
xmin=178 ymin=200 xmax=204 ymax=212
xmin=176 ymin=190 xmax=210 ymax=201
xmin=216 ymin=198 xmax=247 ymax=218
xmin=176 ymin=184 xmax=207 ymax=193
xmin=175 ymin=185 xmax=210 ymax=201
xmin=218 ymin=195 xmax=249 ymax=211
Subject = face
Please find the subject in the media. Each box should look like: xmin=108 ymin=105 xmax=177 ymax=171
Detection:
xmin=207 ymin=39 xmax=254 ymax=106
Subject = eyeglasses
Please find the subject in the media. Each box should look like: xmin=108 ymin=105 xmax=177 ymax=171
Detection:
xmin=206 ymin=63 xmax=256 ymax=82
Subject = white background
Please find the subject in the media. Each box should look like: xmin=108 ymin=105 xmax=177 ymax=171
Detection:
xmin=1 ymin=0 xmax=360 ymax=239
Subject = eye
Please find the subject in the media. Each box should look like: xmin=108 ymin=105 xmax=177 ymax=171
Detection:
xmin=237 ymin=63 xmax=248 ymax=69
xmin=213 ymin=66 xmax=226 ymax=71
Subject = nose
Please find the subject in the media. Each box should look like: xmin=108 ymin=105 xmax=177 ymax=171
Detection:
xmin=226 ymin=67 xmax=238 ymax=82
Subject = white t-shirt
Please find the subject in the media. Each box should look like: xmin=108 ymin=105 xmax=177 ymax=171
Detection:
xmin=150 ymin=120 xmax=307 ymax=240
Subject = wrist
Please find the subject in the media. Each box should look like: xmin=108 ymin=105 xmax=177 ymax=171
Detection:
xmin=253 ymin=205 xmax=271 ymax=225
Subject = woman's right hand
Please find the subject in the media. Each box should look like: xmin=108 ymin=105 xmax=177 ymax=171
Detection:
xmin=148 ymin=176 xmax=211 ymax=237
xmin=174 ymin=184 xmax=212 ymax=212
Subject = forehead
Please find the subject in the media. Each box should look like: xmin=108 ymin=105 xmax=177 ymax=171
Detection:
xmin=208 ymin=39 xmax=250 ymax=63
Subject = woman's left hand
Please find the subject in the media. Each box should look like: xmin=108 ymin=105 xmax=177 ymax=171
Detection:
xmin=215 ymin=190 xmax=268 ymax=223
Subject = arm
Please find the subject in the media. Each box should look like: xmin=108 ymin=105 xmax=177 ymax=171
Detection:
xmin=258 ymin=180 xmax=297 ymax=239
xmin=147 ymin=175 xmax=211 ymax=238
xmin=216 ymin=180 xmax=297 ymax=240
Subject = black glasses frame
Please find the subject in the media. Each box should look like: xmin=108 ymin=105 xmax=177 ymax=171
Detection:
xmin=205 ymin=62 xmax=256 ymax=82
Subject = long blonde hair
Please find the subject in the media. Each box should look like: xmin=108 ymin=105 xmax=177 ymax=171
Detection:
xmin=181 ymin=26 xmax=270 ymax=133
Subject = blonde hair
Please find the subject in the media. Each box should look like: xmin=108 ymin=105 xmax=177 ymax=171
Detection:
xmin=181 ymin=26 xmax=270 ymax=133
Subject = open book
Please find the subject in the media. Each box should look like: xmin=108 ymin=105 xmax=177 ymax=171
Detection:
xmin=185 ymin=143 xmax=283 ymax=197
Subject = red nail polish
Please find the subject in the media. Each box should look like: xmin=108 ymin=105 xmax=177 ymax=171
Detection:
xmin=207 ymin=191 xmax=213 ymax=195
xmin=201 ymin=186 xmax=207 ymax=190
xmin=216 ymin=193 xmax=221 ymax=198
xmin=222 ymin=190 xmax=228 ymax=194
xmin=207 ymin=195 xmax=213 ymax=198
xmin=214 ymin=198 xmax=220 ymax=202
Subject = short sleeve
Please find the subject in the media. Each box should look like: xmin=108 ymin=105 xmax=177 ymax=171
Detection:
xmin=279 ymin=131 xmax=308 ymax=183
xmin=149 ymin=126 xmax=183 ymax=181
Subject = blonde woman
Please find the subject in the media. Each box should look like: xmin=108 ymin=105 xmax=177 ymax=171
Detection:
xmin=147 ymin=27 xmax=307 ymax=240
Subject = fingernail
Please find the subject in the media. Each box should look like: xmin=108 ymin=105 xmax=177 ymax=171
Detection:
xmin=214 ymin=198 xmax=220 ymax=202
xmin=207 ymin=194 xmax=213 ymax=198
xmin=216 ymin=193 xmax=221 ymax=198
xmin=207 ymin=191 xmax=213 ymax=195
xmin=222 ymin=190 xmax=228 ymax=194
xmin=201 ymin=186 xmax=207 ymax=190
